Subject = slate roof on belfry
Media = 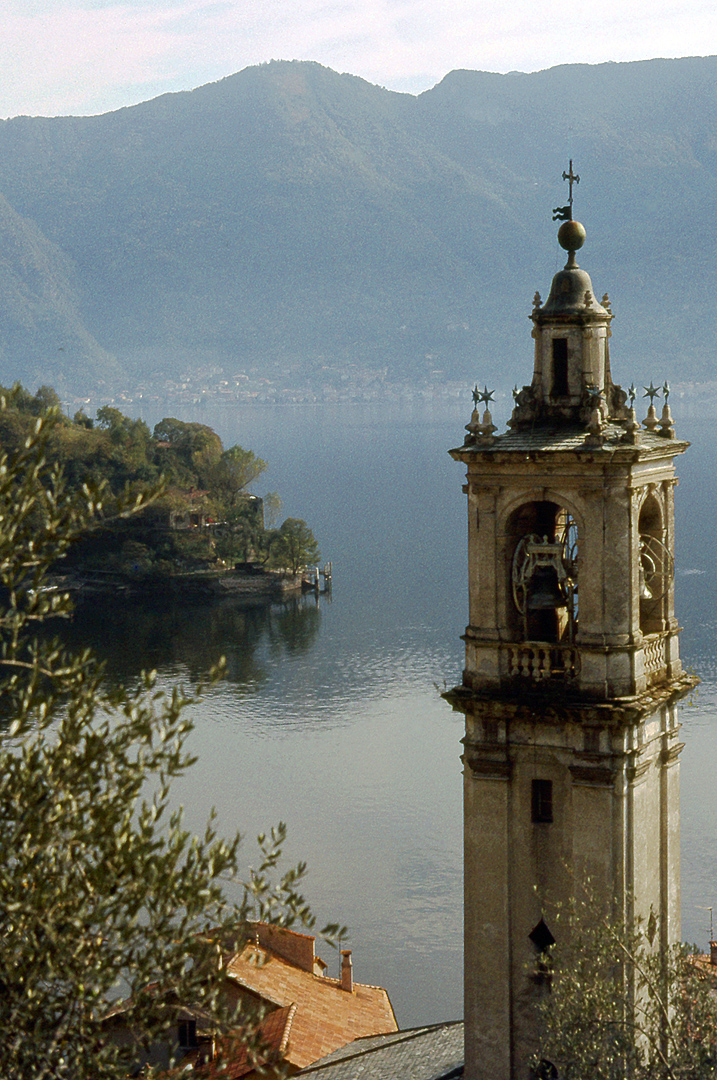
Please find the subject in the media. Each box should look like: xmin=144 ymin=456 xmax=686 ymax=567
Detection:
xmin=296 ymin=1020 xmax=464 ymax=1079
xmin=452 ymin=424 xmax=689 ymax=456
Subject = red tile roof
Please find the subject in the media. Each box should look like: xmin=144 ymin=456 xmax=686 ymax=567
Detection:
xmin=197 ymin=1004 xmax=296 ymax=1079
xmin=226 ymin=944 xmax=397 ymax=1070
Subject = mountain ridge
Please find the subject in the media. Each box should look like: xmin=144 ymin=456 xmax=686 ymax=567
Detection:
xmin=0 ymin=57 xmax=715 ymax=398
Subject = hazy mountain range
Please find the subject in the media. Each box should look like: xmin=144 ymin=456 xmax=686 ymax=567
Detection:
xmin=0 ymin=56 xmax=716 ymax=399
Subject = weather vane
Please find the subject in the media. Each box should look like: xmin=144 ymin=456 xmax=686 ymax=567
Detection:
xmin=553 ymin=159 xmax=580 ymax=222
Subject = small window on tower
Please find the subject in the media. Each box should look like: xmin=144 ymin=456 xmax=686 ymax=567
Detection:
xmin=532 ymin=779 xmax=553 ymax=823
xmin=551 ymin=338 xmax=568 ymax=396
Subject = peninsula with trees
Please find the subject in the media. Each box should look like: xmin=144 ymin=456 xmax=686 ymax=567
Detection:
xmin=1 ymin=384 xmax=322 ymax=597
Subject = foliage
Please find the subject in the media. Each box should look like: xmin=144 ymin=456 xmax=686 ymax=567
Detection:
xmin=268 ymin=517 xmax=322 ymax=575
xmin=0 ymin=390 xmax=267 ymax=517
xmin=535 ymin=896 xmax=717 ymax=1080
xmin=153 ymin=417 xmax=223 ymax=488
xmin=263 ymin=491 xmax=283 ymax=530
xmin=0 ymin=385 xmax=319 ymax=582
xmin=214 ymin=498 xmax=266 ymax=565
xmin=0 ymin=395 xmax=341 ymax=1079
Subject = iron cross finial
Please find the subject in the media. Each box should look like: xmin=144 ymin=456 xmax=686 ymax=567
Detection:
xmin=563 ymin=160 xmax=580 ymax=203
xmin=553 ymin=160 xmax=580 ymax=221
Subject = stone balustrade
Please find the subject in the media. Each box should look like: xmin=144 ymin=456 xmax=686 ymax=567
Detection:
xmin=643 ymin=633 xmax=667 ymax=685
xmin=506 ymin=643 xmax=579 ymax=681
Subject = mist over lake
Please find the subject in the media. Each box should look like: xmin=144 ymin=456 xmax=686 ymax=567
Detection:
xmin=68 ymin=398 xmax=717 ymax=1027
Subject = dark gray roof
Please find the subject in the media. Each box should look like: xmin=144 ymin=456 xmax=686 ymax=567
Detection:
xmin=296 ymin=1021 xmax=464 ymax=1079
xmin=451 ymin=423 xmax=689 ymax=457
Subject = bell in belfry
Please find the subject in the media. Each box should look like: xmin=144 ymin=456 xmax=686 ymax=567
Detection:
xmin=527 ymin=566 xmax=566 ymax=611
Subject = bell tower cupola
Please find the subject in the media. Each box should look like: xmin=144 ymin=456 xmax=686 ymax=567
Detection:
xmin=448 ymin=166 xmax=697 ymax=1080
xmin=527 ymin=217 xmax=617 ymax=424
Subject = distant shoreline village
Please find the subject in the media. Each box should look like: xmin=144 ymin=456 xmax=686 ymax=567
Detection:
xmin=63 ymin=373 xmax=717 ymax=416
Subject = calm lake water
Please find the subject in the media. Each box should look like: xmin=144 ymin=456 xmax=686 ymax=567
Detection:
xmin=69 ymin=397 xmax=717 ymax=1028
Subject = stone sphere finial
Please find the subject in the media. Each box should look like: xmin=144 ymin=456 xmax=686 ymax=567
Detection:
xmin=558 ymin=219 xmax=586 ymax=252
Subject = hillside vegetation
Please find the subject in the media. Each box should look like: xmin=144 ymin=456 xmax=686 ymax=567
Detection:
xmin=1 ymin=57 xmax=716 ymax=393
xmin=0 ymin=385 xmax=319 ymax=581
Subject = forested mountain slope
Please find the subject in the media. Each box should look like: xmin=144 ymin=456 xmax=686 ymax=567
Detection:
xmin=0 ymin=57 xmax=715 ymax=395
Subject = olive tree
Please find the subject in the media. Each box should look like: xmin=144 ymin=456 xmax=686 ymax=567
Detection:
xmin=534 ymin=896 xmax=717 ymax=1080
xmin=0 ymin=397 xmax=339 ymax=1079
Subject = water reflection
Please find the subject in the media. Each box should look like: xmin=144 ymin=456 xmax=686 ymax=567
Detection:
xmin=62 ymin=593 xmax=322 ymax=690
xmin=267 ymin=599 xmax=323 ymax=658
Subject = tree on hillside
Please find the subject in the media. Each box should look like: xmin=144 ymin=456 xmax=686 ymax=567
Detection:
xmin=89 ymin=404 xmax=155 ymax=482
xmin=0 ymin=395 xmax=341 ymax=1079
xmin=534 ymin=895 xmax=717 ymax=1080
xmin=264 ymin=491 xmax=283 ymax=529
xmin=153 ymin=417 xmax=224 ymax=479
xmin=269 ymin=517 xmax=321 ymax=575
xmin=215 ymin=444 xmax=268 ymax=508
xmin=31 ymin=384 xmax=62 ymax=413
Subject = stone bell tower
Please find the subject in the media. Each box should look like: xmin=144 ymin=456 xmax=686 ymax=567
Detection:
xmin=447 ymin=172 xmax=695 ymax=1080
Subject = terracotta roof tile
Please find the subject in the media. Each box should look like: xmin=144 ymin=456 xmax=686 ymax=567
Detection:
xmin=226 ymin=945 xmax=397 ymax=1069
xmin=197 ymin=1005 xmax=296 ymax=1079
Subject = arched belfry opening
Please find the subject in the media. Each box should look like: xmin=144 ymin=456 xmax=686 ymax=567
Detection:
xmin=638 ymin=492 xmax=672 ymax=638
xmin=508 ymin=501 xmax=578 ymax=644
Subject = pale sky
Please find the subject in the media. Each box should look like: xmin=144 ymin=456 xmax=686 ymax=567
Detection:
xmin=2 ymin=0 xmax=717 ymax=119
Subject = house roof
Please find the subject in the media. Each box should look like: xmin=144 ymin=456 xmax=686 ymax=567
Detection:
xmin=226 ymin=943 xmax=397 ymax=1070
xmin=688 ymin=952 xmax=717 ymax=983
xmin=296 ymin=1021 xmax=464 ymax=1079
xmin=103 ymin=924 xmax=397 ymax=1077
xmin=196 ymin=1004 xmax=296 ymax=1079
